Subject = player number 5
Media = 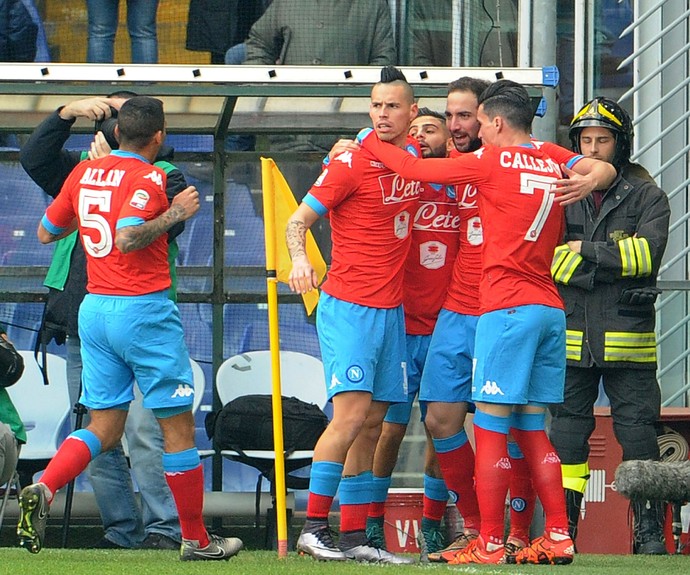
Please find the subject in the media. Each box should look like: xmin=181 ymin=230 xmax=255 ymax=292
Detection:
xmin=79 ymin=189 xmax=113 ymax=258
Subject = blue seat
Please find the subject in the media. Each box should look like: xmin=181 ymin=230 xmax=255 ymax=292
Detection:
xmin=0 ymin=215 xmax=53 ymax=266
xmin=164 ymin=135 xmax=213 ymax=153
xmin=0 ymin=163 xmax=50 ymax=219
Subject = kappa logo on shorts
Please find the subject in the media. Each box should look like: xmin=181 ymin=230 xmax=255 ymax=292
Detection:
xmin=495 ymin=457 xmax=511 ymax=470
xmin=329 ymin=374 xmax=343 ymax=390
xmin=346 ymin=365 xmax=364 ymax=383
xmin=480 ymin=380 xmax=504 ymax=396
xmin=171 ymin=383 xmax=194 ymax=399
xmin=542 ymin=451 xmax=561 ymax=465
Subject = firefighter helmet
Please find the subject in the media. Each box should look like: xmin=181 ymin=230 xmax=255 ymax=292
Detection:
xmin=569 ymin=97 xmax=633 ymax=169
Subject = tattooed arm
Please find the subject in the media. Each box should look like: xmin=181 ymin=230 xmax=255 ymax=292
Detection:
xmin=286 ymin=202 xmax=320 ymax=294
xmin=116 ymin=186 xmax=199 ymax=254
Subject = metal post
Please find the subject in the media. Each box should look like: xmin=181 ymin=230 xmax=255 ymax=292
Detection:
xmin=529 ymin=0 xmax=557 ymax=141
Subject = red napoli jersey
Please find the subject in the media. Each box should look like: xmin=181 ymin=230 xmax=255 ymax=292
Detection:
xmin=307 ymin=141 xmax=422 ymax=308
xmin=361 ymin=135 xmax=580 ymax=312
xmin=44 ymin=152 xmax=171 ymax=296
xmin=441 ymin=147 xmax=482 ymax=316
xmin=404 ymin=182 xmax=459 ymax=334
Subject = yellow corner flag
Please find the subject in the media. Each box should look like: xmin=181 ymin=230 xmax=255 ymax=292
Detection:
xmin=261 ymin=157 xmax=327 ymax=315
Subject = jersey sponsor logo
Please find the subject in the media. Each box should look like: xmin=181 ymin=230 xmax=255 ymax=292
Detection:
xmin=511 ymin=497 xmax=527 ymax=512
xmin=129 ymin=189 xmax=150 ymax=210
xmin=171 ymin=383 xmax=194 ymax=399
xmin=466 ymin=216 xmax=484 ymax=246
xmin=346 ymin=365 xmax=364 ymax=383
xmin=143 ymin=169 xmax=164 ymax=188
xmin=458 ymin=184 xmax=478 ymax=210
xmin=80 ymin=167 xmax=125 ymax=188
xmin=314 ymin=169 xmax=328 ymax=187
xmin=419 ymin=240 xmax=447 ymax=270
xmin=334 ymin=150 xmax=353 ymax=168
xmin=379 ymin=174 xmax=422 ymax=205
xmin=414 ymin=201 xmax=461 ymax=233
xmin=480 ymin=380 xmax=504 ymax=396
xmin=394 ymin=211 xmax=410 ymax=239
xmin=370 ymin=160 xmax=385 ymax=169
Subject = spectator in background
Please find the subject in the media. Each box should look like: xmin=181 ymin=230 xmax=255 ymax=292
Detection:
xmin=244 ymin=0 xmax=397 ymax=260
xmin=86 ymin=0 xmax=159 ymax=64
xmin=0 ymin=0 xmax=41 ymax=147
xmin=185 ymin=0 xmax=268 ymax=64
xmin=410 ymin=0 xmax=518 ymax=67
xmin=0 ymin=327 xmax=25 ymax=489
xmin=19 ymin=94 xmax=186 ymax=550
xmin=0 ymin=0 xmax=37 ymax=62
xmin=245 ymin=0 xmax=395 ymax=67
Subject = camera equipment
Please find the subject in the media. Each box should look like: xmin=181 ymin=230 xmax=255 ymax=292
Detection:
xmin=94 ymin=106 xmax=119 ymax=150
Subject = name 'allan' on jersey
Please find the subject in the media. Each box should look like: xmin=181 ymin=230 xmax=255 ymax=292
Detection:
xmin=44 ymin=152 xmax=171 ymax=296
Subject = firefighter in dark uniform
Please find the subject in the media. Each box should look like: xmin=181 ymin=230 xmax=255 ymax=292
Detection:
xmin=549 ymin=97 xmax=671 ymax=554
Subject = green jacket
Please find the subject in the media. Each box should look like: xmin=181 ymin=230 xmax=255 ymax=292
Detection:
xmin=0 ymin=388 xmax=25 ymax=443
xmin=0 ymin=327 xmax=25 ymax=443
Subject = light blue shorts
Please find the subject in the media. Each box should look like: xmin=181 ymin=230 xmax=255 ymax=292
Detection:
xmin=317 ymin=292 xmax=407 ymax=403
xmin=78 ymin=291 xmax=194 ymax=411
xmin=384 ymin=333 xmax=430 ymax=425
xmin=419 ymin=309 xmax=478 ymax=404
xmin=472 ymin=305 xmax=566 ymax=405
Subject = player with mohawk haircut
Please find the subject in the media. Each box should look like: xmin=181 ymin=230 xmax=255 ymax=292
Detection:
xmin=286 ymin=67 xmax=419 ymax=564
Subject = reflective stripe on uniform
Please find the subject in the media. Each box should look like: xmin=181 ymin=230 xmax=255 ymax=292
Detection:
xmin=618 ymin=236 xmax=652 ymax=278
xmin=561 ymin=462 xmax=590 ymax=494
xmin=566 ymin=329 xmax=583 ymax=362
xmin=604 ymin=331 xmax=657 ymax=363
xmin=552 ymin=244 xmax=583 ymax=284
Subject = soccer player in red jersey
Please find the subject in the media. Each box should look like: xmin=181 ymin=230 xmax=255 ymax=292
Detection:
xmin=353 ymin=108 xmax=459 ymax=557
xmin=358 ymin=79 xmax=616 ymax=565
xmin=286 ymin=67 xmax=419 ymax=564
xmin=18 ymin=97 xmax=243 ymax=561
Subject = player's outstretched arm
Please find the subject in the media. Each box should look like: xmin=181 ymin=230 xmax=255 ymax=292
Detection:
xmin=554 ymin=158 xmax=617 ymax=206
xmin=359 ymin=131 xmax=463 ymax=185
xmin=116 ymin=186 xmax=199 ymax=254
xmin=286 ymin=202 xmax=320 ymax=294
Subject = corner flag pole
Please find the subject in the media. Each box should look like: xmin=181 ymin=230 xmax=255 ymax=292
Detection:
xmin=260 ymin=158 xmax=289 ymax=558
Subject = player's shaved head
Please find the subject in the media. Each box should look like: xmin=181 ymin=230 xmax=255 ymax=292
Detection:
xmin=375 ymin=65 xmax=415 ymax=104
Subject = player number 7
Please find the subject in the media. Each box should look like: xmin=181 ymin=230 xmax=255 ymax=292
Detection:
xmin=520 ymin=173 xmax=557 ymax=242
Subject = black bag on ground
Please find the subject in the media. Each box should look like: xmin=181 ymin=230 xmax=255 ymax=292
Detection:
xmin=205 ymin=394 xmax=328 ymax=453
